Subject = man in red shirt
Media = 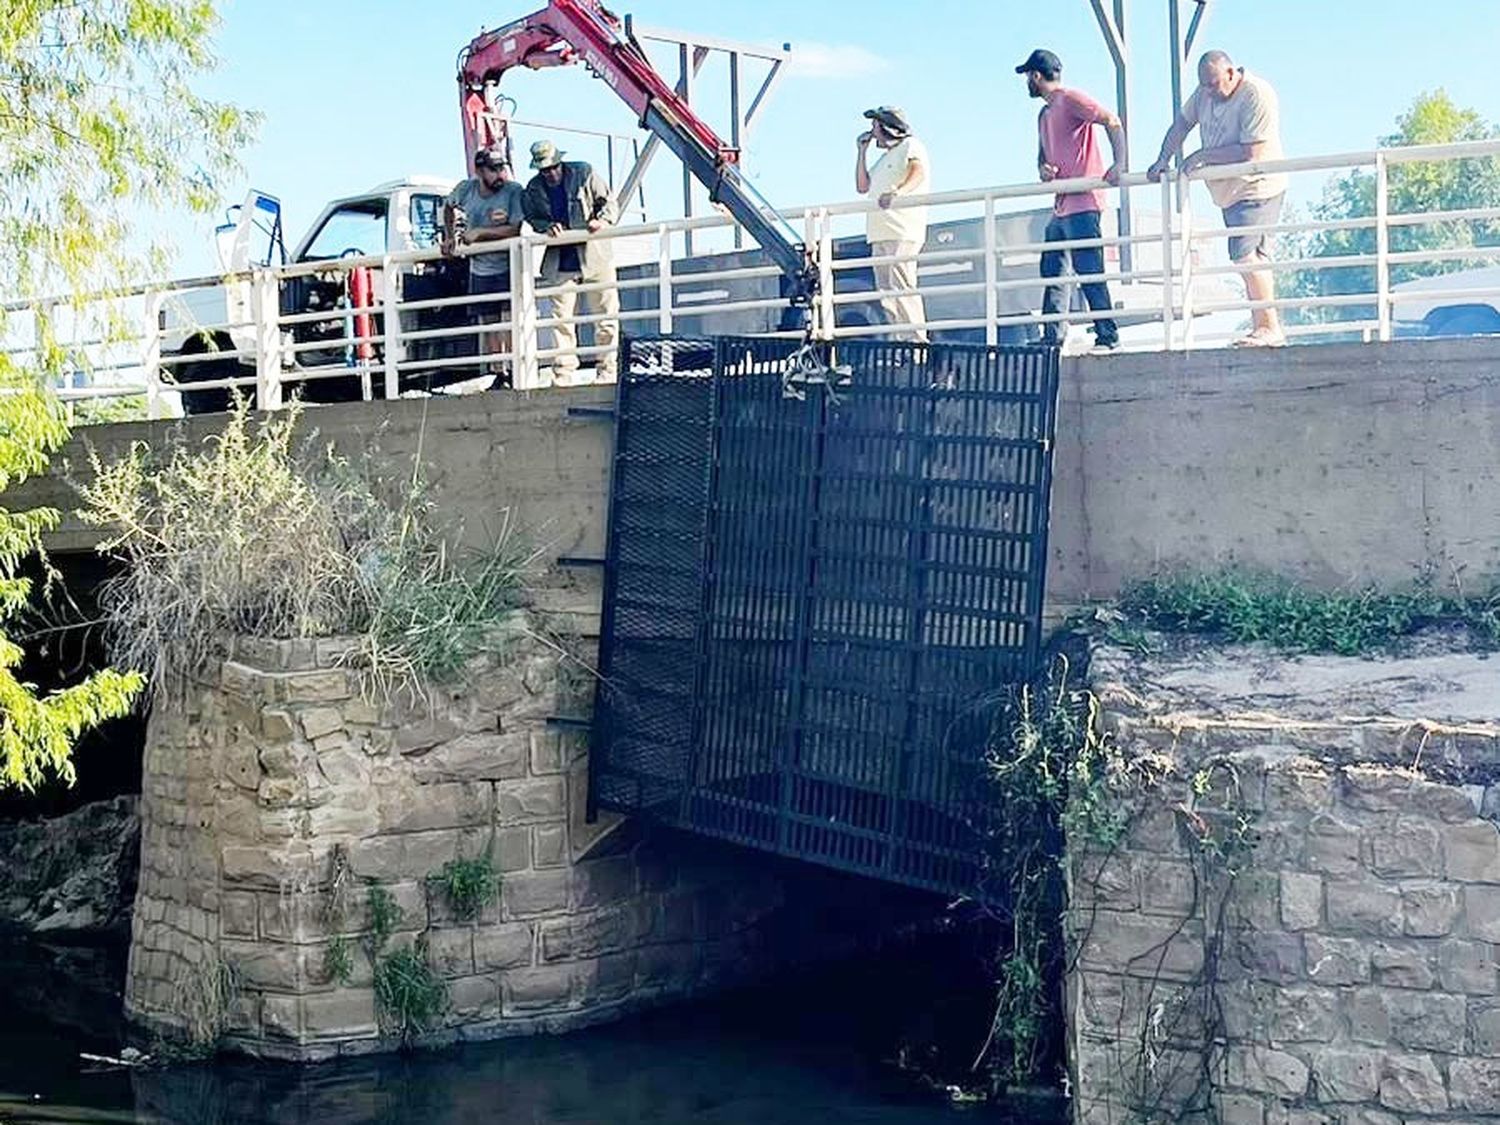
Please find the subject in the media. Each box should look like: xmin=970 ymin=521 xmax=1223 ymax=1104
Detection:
xmin=1016 ymin=48 xmax=1127 ymax=351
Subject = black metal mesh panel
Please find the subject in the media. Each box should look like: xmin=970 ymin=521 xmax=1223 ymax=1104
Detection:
xmin=591 ymin=336 xmax=1060 ymax=899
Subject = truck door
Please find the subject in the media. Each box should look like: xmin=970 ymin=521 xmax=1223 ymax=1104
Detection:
xmin=215 ymin=190 xmax=286 ymax=272
xmin=284 ymin=198 xmax=390 ymax=370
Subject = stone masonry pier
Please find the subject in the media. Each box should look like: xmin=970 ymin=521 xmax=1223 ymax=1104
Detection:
xmin=1070 ymin=637 xmax=1500 ymax=1123
xmin=125 ymin=623 xmax=791 ymax=1059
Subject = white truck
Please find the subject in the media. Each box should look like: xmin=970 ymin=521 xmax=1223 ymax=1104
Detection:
xmin=166 ymin=173 xmax=1221 ymax=413
xmin=162 ymin=177 xmax=480 ymax=413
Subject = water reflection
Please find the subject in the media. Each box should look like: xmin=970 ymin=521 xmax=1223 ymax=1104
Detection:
xmin=2 ymin=998 xmax=1062 ymax=1125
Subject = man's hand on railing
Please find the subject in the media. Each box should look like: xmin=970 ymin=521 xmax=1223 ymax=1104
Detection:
xmin=1103 ymin=162 xmax=1124 ymax=186
xmin=1146 ymin=159 xmax=1170 ymax=183
xmin=1179 ymin=150 xmax=1208 ymax=175
xmin=1039 ymin=162 xmax=1060 ymax=182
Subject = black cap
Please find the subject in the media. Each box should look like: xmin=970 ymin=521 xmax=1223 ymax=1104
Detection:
xmin=473 ymin=147 xmax=507 ymax=169
xmin=1015 ymin=48 xmax=1062 ymax=77
xmin=863 ymin=105 xmax=912 ymax=137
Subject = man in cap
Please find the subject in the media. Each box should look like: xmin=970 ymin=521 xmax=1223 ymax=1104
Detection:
xmin=521 ymin=139 xmax=620 ymax=382
xmin=1017 ymin=48 xmax=1125 ymax=352
xmin=854 ymin=105 xmax=931 ymax=341
xmin=1147 ymin=50 xmax=1287 ymax=347
xmin=445 ymin=147 xmax=526 ymax=382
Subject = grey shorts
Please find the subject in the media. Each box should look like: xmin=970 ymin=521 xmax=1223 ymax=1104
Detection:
xmin=1222 ymin=194 xmax=1284 ymax=262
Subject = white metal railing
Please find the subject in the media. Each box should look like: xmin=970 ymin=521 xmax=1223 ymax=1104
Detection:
xmin=5 ymin=137 xmax=1500 ymax=417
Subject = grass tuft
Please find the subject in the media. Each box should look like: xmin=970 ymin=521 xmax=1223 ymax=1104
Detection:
xmin=1117 ymin=570 xmax=1500 ymax=655
xmin=435 ymin=854 xmax=499 ymax=921
xmin=374 ymin=940 xmax=448 ymax=1040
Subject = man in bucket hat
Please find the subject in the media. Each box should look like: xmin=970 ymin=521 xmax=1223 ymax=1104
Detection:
xmin=854 ymin=105 xmax=931 ymax=342
xmin=521 ymin=139 xmax=620 ymax=383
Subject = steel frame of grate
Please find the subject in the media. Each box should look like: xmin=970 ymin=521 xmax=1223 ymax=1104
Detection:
xmin=589 ymin=335 xmax=1061 ymax=899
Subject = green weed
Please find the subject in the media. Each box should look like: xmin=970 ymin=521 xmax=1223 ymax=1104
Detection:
xmin=1118 ymin=570 xmax=1500 ymax=654
xmin=374 ymin=940 xmax=448 ymax=1040
xmin=435 ymin=854 xmax=499 ymax=921
xmin=365 ymin=883 xmax=400 ymax=955
xmin=324 ymin=935 xmax=354 ymax=987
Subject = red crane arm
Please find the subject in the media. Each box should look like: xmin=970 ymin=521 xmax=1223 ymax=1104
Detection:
xmin=456 ymin=0 xmax=816 ymax=304
xmin=457 ymin=0 xmax=734 ymax=171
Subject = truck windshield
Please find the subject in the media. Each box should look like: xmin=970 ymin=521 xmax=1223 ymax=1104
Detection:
xmin=410 ymin=195 xmax=443 ymax=250
xmin=299 ymin=200 xmax=388 ymax=261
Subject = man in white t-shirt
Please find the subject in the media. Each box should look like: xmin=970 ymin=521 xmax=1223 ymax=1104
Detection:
xmin=1148 ymin=51 xmax=1289 ymax=347
xmin=854 ymin=106 xmax=930 ymax=342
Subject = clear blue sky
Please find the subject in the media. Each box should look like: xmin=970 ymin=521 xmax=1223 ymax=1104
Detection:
xmin=171 ymin=0 xmax=1500 ymax=274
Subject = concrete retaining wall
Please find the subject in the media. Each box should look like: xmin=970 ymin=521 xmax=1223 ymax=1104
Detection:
xmin=33 ymin=338 xmax=1500 ymax=612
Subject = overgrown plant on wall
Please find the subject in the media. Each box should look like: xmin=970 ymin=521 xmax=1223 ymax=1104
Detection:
xmin=359 ymin=881 xmax=449 ymax=1041
xmin=977 ymin=641 xmax=1261 ymax=1110
xmin=77 ymin=400 xmax=535 ymax=699
xmin=978 ymin=649 xmax=1169 ymax=1090
xmin=436 ymin=854 xmax=500 ymax=921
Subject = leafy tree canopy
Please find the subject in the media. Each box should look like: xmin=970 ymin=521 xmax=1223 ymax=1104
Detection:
xmin=0 ymin=0 xmax=254 ymax=789
xmin=1290 ymin=89 xmax=1500 ymax=317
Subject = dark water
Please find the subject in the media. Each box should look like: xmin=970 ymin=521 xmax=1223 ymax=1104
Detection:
xmin=0 ymin=970 xmax=1066 ymax=1125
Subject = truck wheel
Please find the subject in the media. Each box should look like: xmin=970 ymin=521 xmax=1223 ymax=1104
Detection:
xmin=175 ymin=355 xmax=254 ymax=415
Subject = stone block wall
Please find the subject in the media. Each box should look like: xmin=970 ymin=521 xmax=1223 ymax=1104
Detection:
xmin=1068 ymin=641 xmax=1500 ymax=1124
xmin=125 ymin=625 xmax=785 ymax=1060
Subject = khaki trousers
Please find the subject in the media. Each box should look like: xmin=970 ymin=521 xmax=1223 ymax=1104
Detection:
xmin=545 ymin=272 xmax=620 ymax=381
xmin=870 ymin=239 xmax=928 ymax=343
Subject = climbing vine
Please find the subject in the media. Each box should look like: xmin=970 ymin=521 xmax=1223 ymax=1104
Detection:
xmin=977 ymin=638 xmax=1258 ymax=1119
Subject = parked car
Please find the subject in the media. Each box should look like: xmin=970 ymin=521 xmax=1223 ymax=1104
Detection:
xmin=1391 ymin=266 xmax=1500 ymax=338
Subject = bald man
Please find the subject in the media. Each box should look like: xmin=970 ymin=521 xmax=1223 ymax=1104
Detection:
xmin=1149 ymin=51 xmax=1288 ymax=347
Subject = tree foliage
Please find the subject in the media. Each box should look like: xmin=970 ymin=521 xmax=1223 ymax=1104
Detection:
xmin=1288 ymin=90 xmax=1500 ymax=320
xmin=2 ymin=0 xmax=255 ymax=295
xmin=0 ymin=1 xmax=254 ymax=789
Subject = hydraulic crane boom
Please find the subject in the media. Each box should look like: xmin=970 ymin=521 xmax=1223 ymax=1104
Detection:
xmin=457 ymin=0 xmax=818 ymax=305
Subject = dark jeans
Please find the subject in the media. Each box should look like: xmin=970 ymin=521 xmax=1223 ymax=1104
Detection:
xmin=1040 ymin=210 xmax=1118 ymax=345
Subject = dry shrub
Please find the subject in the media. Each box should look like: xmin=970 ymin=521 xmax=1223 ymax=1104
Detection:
xmin=78 ymin=399 xmax=532 ymax=699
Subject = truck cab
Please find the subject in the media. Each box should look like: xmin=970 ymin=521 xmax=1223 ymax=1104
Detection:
xmin=164 ymin=177 xmax=475 ymax=414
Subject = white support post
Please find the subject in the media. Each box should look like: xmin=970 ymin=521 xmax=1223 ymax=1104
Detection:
xmin=510 ymin=236 xmax=542 ymax=389
xmin=381 ymin=257 xmax=402 ymax=400
xmin=252 ymin=268 xmax=283 ymax=410
xmin=1159 ymin=174 xmax=1178 ymax=351
xmin=142 ymin=290 xmax=167 ymax=419
xmin=983 ymin=194 xmax=998 ymax=346
xmin=1375 ymin=153 xmax=1392 ymax=343
xmin=1176 ymin=176 xmax=1199 ymax=351
xmin=814 ymin=209 xmax=835 ymax=341
xmin=657 ymin=224 xmax=674 ymax=334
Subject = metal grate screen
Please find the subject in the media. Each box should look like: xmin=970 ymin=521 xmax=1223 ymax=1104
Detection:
xmin=589 ymin=336 xmax=1060 ymax=898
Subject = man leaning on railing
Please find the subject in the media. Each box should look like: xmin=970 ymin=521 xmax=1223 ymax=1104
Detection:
xmin=522 ymin=139 xmax=620 ymax=383
xmin=1148 ymin=50 xmax=1288 ymax=348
